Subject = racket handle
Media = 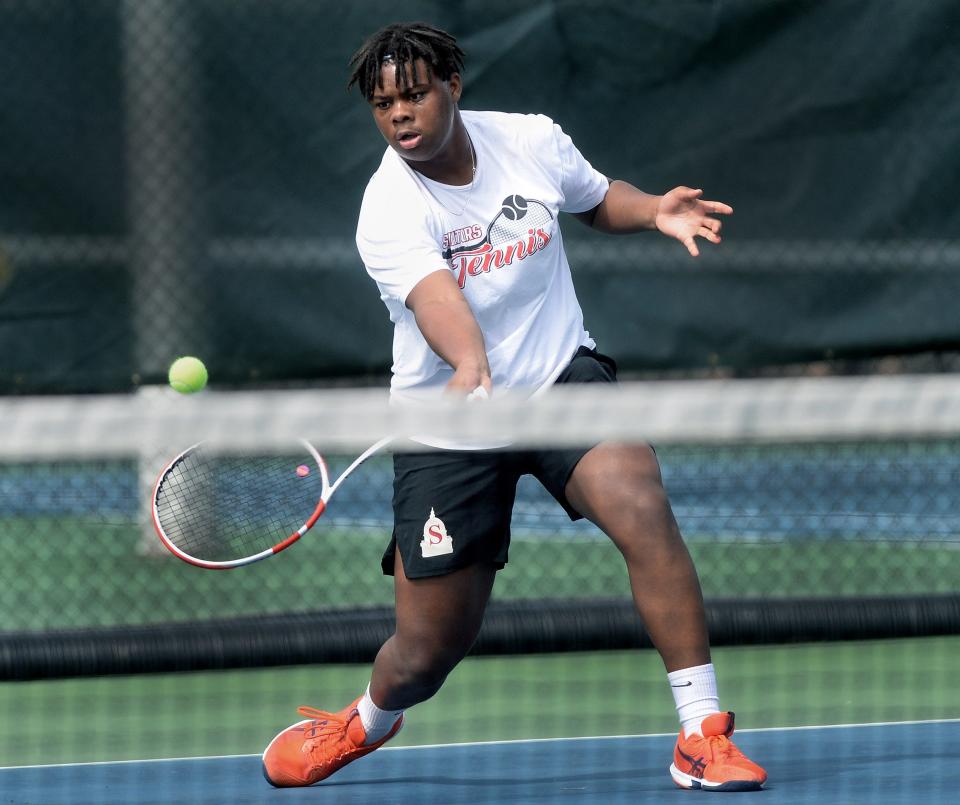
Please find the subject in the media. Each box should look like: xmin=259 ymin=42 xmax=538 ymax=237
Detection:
xmin=467 ymin=386 xmax=489 ymax=401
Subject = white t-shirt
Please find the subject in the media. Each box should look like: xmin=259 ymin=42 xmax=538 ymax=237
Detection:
xmin=356 ymin=110 xmax=609 ymax=447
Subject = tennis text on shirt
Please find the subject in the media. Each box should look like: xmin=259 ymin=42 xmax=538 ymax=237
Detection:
xmin=442 ymin=195 xmax=554 ymax=289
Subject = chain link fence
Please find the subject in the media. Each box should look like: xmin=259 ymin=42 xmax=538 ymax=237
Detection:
xmin=1 ymin=1 xmax=959 ymax=392
xmin=2 ymin=436 xmax=958 ymax=635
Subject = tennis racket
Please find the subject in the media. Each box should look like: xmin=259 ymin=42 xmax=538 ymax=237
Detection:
xmin=152 ymin=436 xmax=392 ymax=569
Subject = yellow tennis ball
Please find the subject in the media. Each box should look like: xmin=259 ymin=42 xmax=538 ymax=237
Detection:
xmin=168 ymin=356 xmax=208 ymax=394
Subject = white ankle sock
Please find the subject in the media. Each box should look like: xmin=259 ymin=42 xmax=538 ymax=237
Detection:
xmin=357 ymin=685 xmax=404 ymax=744
xmin=668 ymin=662 xmax=720 ymax=737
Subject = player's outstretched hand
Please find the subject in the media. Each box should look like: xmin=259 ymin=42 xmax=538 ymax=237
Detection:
xmin=655 ymin=187 xmax=733 ymax=257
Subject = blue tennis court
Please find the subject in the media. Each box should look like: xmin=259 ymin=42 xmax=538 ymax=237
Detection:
xmin=1 ymin=720 xmax=956 ymax=804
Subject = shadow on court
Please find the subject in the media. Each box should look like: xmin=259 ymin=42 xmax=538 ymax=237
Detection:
xmin=0 ymin=721 xmax=956 ymax=804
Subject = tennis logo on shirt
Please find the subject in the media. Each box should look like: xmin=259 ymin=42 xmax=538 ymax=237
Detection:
xmin=442 ymin=194 xmax=555 ymax=289
xmin=421 ymin=508 xmax=454 ymax=558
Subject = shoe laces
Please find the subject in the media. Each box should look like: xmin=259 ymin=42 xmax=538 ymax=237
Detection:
xmin=296 ymin=706 xmax=352 ymax=752
xmin=703 ymin=732 xmax=745 ymax=762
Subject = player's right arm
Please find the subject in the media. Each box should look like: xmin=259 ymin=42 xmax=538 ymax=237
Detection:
xmin=405 ymin=269 xmax=493 ymax=397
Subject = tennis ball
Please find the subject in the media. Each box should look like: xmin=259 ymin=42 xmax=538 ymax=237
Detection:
xmin=168 ymin=356 xmax=208 ymax=394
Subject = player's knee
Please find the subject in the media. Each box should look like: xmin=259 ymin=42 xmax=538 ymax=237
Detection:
xmin=392 ymin=633 xmax=471 ymax=689
xmin=628 ymin=481 xmax=673 ymax=530
xmin=604 ymin=478 xmax=682 ymax=561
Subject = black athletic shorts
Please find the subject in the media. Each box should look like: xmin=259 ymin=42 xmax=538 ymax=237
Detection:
xmin=383 ymin=345 xmax=617 ymax=579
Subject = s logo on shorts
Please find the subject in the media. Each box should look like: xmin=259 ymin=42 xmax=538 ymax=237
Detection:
xmin=421 ymin=508 xmax=454 ymax=558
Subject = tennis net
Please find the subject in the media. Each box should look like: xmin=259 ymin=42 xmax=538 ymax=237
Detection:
xmin=1 ymin=374 xmax=958 ymax=675
xmin=1 ymin=374 xmax=958 ymax=793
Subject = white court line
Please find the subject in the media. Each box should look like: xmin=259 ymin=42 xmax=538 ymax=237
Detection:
xmin=2 ymin=717 xmax=958 ymax=771
xmin=388 ymin=715 xmax=960 ymax=749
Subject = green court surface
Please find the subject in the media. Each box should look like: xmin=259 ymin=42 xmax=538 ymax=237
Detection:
xmin=1 ymin=636 xmax=957 ymax=767
xmin=1 ymin=522 xmax=956 ymax=631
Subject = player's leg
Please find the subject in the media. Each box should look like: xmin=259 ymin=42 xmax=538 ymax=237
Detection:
xmin=564 ymin=442 xmax=708 ymax=671
xmin=261 ymin=559 xmax=495 ymax=788
xmin=366 ymin=446 xmax=513 ymax=711
xmin=529 ymin=347 xmax=711 ymax=670
xmin=263 ymin=447 xmax=513 ymax=788
xmin=562 ymin=442 xmax=766 ymax=791
xmin=369 ymin=552 xmax=497 ymax=710
xmin=324 ymin=554 xmax=496 ymax=773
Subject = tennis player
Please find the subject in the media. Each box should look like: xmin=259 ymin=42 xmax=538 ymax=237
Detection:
xmin=263 ymin=22 xmax=767 ymax=793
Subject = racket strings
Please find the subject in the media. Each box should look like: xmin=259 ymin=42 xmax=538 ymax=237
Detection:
xmin=155 ymin=446 xmax=322 ymax=562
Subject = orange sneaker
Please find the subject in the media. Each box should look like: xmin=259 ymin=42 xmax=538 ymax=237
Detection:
xmin=261 ymin=696 xmax=403 ymax=787
xmin=670 ymin=711 xmax=766 ymax=792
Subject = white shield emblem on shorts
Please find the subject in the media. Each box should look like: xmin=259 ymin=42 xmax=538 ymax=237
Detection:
xmin=421 ymin=508 xmax=454 ymax=558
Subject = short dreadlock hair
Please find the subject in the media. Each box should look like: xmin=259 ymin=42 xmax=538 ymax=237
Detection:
xmin=347 ymin=22 xmax=465 ymax=100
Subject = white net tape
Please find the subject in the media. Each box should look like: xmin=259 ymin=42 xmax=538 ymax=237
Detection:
xmin=3 ymin=373 xmax=960 ymax=459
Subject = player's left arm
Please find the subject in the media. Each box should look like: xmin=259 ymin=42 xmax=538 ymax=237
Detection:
xmin=574 ymin=181 xmax=733 ymax=258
